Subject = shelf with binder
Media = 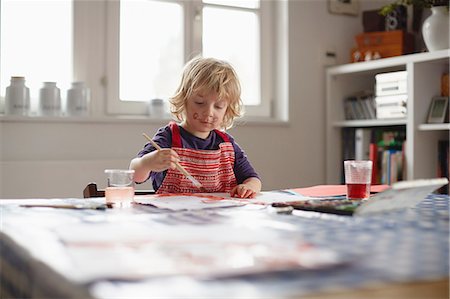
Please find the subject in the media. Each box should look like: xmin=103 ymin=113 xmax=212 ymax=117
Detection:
xmin=326 ymin=49 xmax=450 ymax=186
xmin=341 ymin=126 xmax=406 ymax=185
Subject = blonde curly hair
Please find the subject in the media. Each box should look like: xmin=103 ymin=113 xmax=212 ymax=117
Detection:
xmin=169 ymin=56 xmax=243 ymax=130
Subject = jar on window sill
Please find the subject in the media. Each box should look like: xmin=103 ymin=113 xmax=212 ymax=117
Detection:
xmin=66 ymin=82 xmax=90 ymax=117
xmin=148 ymin=98 xmax=169 ymax=118
xmin=5 ymin=76 xmax=31 ymax=116
xmin=38 ymin=82 xmax=62 ymax=117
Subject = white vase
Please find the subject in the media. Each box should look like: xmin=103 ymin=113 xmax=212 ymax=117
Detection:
xmin=422 ymin=6 xmax=450 ymax=51
xmin=66 ymin=81 xmax=90 ymax=117
xmin=5 ymin=76 xmax=30 ymax=116
xmin=39 ymin=82 xmax=62 ymax=116
xmin=148 ymin=98 xmax=168 ymax=118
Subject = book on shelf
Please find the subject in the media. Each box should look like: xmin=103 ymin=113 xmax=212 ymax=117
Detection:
xmin=375 ymin=129 xmax=406 ymax=185
xmin=355 ymin=128 xmax=371 ymax=160
xmin=343 ymin=91 xmax=376 ymax=121
xmin=341 ymin=128 xmax=355 ymax=183
xmin=437 ymin=140 xmax=449 ymax=194
xmin=369 ymin=143 xmax=378 ymax=185
xmin=381 ymin=149 xmax=404 ymax=185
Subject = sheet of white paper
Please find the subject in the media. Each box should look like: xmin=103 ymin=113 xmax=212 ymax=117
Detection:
xmin=133 ymin=193 xmax=244 ymax=210
xmin=133 ymin=191 xmax=312 ymax=210
xmin=253 ymin=190 xmax=313 ymax=204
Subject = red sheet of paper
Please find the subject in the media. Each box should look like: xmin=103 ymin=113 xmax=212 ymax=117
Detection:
xmin=290 ymin=185 xmax=389 ymax=197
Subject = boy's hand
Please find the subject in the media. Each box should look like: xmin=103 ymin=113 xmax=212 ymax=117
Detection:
xmin=230 ymin=184 xmax=257 ymax=199
xmin=145 ymin=149 xmax=179 ymax=172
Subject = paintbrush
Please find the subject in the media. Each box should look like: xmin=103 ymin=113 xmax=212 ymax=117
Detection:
xmin=20 ymin=204 xmax=109 ymax=210
xmin=142 ymin=133 xmax=204 ymax=190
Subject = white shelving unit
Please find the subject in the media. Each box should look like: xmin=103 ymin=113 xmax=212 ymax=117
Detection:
xmin=326 ymin=49 xmax=450 ymax=184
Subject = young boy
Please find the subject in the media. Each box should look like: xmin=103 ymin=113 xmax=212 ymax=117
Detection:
xmin=130 ymin=57 xmax=261 ymax=198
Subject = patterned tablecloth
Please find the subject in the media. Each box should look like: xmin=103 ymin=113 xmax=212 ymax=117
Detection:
xmin=0 ymin=194 xmax=448 ymax=298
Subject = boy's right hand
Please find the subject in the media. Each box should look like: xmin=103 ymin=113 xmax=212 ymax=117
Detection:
xmin=144 ymin=149 xmax=180 ymax=172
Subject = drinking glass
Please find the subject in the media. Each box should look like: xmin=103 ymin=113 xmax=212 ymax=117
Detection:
xmin=344 ymin=160 xmax=372 ymax=200
xmin=104 ymin=169 xmax=135 ymax=207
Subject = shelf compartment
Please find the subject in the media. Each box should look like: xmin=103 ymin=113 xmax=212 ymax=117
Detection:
xmin=418 ymin=123 xmax=450 ymax=131
xmin=333 ymin=119 xmax=407 ymax=128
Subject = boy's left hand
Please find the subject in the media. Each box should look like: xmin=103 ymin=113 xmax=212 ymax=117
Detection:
xmin=230 ymin=184 xmax=257 ymax=199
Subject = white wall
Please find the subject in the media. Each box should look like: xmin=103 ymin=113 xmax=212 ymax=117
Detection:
xmin=0 ymin=0 xmax=390 ymax=198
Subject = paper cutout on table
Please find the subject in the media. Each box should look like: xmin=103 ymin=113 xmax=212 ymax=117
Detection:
xmin=133 ymin=191 xmax=312 ymax=211
xmin=290 ymin=184 xmax=389 ymax=197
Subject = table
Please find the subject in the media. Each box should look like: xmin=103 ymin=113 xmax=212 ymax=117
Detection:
xmin=0 ymin=194 xmax=449 ymax=298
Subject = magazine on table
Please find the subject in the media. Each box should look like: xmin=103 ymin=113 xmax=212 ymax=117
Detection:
xmin=282 ymin=178 xmax=449 ymax=216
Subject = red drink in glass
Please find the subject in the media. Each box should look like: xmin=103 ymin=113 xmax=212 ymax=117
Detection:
xmin=346 ymin=183 xmax=370 ymax=199
xmin=344 ymin=160 xmax=372 ymax=200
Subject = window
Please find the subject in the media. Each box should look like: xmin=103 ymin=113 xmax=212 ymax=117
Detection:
xmin=202 ymin=2 xmax=261 ymax=110
xmin=0 ymin=0 xmax=73 ymax=112
xmin=1 ymin=0 xmax=286 ymax=120
xmin=106 ymin=0 xmax=275 ymax=117
xmin=119 ymin=1 xmax=184 ymax=102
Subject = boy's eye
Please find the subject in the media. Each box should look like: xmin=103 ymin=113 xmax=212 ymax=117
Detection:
xmin=194 ymin=101 xmax=204 ymax=105
xmin=215 ymin=101 xmax=226 ymax=109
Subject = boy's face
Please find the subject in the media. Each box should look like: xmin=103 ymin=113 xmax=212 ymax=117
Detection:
xmin=183 ymin=91 xmax=228 ymax=139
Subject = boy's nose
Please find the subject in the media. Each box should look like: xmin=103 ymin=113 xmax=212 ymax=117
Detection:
xmin=203 ymin=105 xmax=214 ymax=116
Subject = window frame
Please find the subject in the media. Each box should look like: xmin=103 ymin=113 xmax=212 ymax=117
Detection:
xmin=105 ymin=0 xmax=275 ymax=117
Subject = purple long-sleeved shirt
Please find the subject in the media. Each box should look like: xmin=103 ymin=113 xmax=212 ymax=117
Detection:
xmin=138 ymin=124 xmax=260 ymax=191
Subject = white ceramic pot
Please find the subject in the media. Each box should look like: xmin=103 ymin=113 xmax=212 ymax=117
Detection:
xmin=5 ymin=76 xmax=30 ymax=116
xmin=422 ymin=6 xmax=450 ymax=51
xmin=148 ymin=98 xmax=168 ymax=118
xmin=66 ymin=81 xmax=90 ymax=117
xmin=39 ymin=82 xmax=61 ymax=116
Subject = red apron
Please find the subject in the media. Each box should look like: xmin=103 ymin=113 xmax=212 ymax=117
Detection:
xmin=157 ymin=122 xmax=237 ymax=193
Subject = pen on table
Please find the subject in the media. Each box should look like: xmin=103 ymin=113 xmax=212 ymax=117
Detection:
xmin=142 ymin=133 xmax=204 ymax=190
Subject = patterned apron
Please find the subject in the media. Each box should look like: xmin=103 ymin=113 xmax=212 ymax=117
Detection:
xmin=157 ymin=122 xmax=237 ymax=193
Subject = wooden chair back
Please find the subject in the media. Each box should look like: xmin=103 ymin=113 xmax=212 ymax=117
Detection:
xmin=83 ymin=182 xmax=154 ymax=198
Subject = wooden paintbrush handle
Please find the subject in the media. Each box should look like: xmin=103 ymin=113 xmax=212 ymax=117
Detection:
xmin=143 ymin=133 xmax=201 ymax=187
xmin=174 ymin=161 xmax=191 ymax=177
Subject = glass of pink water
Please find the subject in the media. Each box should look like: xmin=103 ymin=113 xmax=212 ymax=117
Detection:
xmin=344 ymin=160 xmax=372 ymax=200
xmin=104 ymin=169 xmax=135 ymax=207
